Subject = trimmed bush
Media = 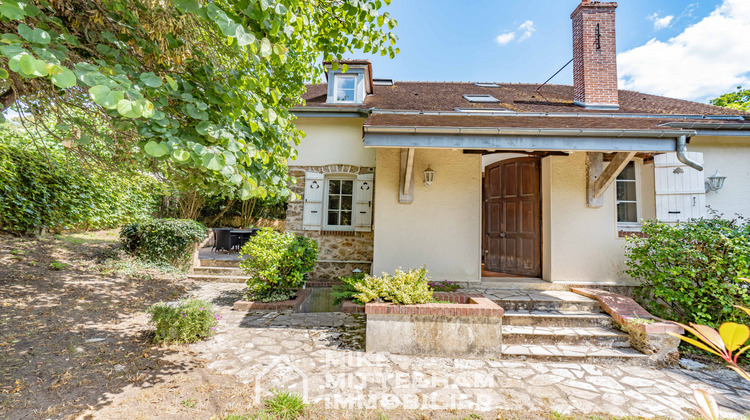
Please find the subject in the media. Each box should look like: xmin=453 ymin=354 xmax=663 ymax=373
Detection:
xmin=353 ymin=267 xmax=434 ymax=305
xmin=0 ymin=140 xmax=158 ymax=235
xmin=120 ymin=218 xmax=208 ymax=269
xmin=147 ymin=298 xmax=219 ymax=344
xmin=625 ymin=216 xmax=750 ymax=328
xmin=239 ymin=228 xmax=318 ymax=302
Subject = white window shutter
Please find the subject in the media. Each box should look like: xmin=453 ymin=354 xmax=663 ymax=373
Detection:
xmin=354 ymin=173 xmax=374 ymax=232
xmin=302 ymin=172 xmax=324 ymax=230
xmin=654 ymin=152 xmax=706 ymax=223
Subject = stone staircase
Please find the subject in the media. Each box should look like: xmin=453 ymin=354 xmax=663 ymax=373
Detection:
xmin=187 ymin=259 xmax=246 ymax=283
xmin=491 ymin=289 xmax=650 ymax=365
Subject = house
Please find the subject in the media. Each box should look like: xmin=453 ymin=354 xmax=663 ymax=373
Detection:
xmin=287 ymin=0 xmax=750 ymax=286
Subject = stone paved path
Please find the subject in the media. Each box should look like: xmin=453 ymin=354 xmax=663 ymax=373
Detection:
xmin=189 ymin=283 xmax=750 ymax=419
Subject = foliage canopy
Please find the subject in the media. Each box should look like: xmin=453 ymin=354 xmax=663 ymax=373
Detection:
xmin=711 ymin=86 xmax=750 ymax=112
xmin=0 ymin=0 xmax=398 ymax=198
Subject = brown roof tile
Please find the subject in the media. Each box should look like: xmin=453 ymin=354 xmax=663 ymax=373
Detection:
xmin=301 ymin=82 xmax=745 ymax=116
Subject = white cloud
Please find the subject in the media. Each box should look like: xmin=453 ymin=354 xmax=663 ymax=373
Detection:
xmin=518 ymin=20 xmax=536 ymax=41
xmin=495 ymin=20 xmax=535 ymax=46
xmin=495 ymin=32 xmax=516 ymax=46
xmin=649 ymin=13 xmax=674 ymax=30
xmin=619 ymin=0 xmax=750 ymax=101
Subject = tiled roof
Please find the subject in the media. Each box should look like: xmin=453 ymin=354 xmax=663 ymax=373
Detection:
xmin=301 ymin=82 xmax=744 ymax=116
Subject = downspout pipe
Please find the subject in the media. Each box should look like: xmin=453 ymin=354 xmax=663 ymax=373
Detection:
xmin=676 ymin=135 xmax=703 ymax=171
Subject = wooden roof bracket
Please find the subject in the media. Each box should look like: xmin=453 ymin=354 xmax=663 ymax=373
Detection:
xmin=399 ymin=148 xmax=415 ymax=204
xmin=587 ymin=151 xmax=637 ymax=208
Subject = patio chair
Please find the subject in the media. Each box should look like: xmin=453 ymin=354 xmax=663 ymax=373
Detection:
xmin=213 ymin=228 xmax=232 ymax=253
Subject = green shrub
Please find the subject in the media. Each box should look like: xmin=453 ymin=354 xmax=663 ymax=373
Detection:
xmin=428 ymin=280 xmax=462 ymax=292
xmin=353 ymin=267 xmax=434 ymax=305
xmin=0 ymin=140 xmax=158 ymax=235
xmin=625 ymin=216 xmax=750 ymax=328
xmin=147 ymin=298 xmax=219 ymax=344
xmin=239 ymin=228 xmax=318 ymax=302
xmin=120 ymin=218 xmax=208 ymax=269
xmin=331 ymin=272 xmax=367 ymax=305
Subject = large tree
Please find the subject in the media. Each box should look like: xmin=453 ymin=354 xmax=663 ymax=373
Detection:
xmin=711 ymin=86 xmax=750 ymax=112
xmin=0 ymin=0 xmax=398 ymax=200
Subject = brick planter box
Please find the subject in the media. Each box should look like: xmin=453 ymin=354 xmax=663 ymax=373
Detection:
xmin=233 ymin=288 xmax=312 ymax=312
xmin=365 ymin=292 xmax=504 ymax=357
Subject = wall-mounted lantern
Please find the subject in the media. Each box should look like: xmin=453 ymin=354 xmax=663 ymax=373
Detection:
xmin=423 ymin=166 xmax=435 ymax=187
xmin=705 ymin=170 xmax=727 ymax=192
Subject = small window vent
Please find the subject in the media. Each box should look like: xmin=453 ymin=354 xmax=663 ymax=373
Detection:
xmin=463 ymin=94 xmax=500 ymax=103
xmin=373 ymin=78 xmax=394 ymax=86
xmin=474 ymin=82 xmax=499 ymax=88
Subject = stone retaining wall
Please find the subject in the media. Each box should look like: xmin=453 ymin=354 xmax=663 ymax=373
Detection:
xmin=287 ymin=165 xmax=375 ymax=281
xmin=365 ymin=293 xmax=504 ymax=357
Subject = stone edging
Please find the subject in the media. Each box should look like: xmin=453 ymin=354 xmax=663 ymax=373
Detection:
xmin=570 ymin=287 xmax=683 ymax=334
xmin=306 ymin=281 xmax=342 ymax=288
xmin=365 ymin=292 xmax=503 ymax=317
xmin=233 ymin=288 xmax=312 ymax=311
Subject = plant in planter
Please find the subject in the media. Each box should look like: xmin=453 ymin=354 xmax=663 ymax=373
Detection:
xmin=353 ymin=266 xmax=434 ymax=305
xmin=331 ymin=272 xmax=367 ymax=305
xmin=428 ymin=280 xmax=462 ymax=292
xmin=239 ymin=228 xmax=318 ymax=302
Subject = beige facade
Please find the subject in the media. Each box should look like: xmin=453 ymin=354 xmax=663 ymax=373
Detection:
xmin=371 ymin=148 xmax=482 ymax=282
xmin=290 ymin=117 xmax=750 ymax=285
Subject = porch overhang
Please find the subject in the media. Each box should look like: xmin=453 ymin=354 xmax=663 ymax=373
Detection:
xmin=363 ymin=127 xmax=697 ymax=153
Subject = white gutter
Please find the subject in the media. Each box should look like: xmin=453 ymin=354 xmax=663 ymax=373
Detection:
xmin=676 ymin=135 xmax=703 ymax=171
xmin=364 ymin=125 xmax=695 ymax=139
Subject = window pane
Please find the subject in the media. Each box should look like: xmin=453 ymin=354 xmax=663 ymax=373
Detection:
xmin=617 ymin=162 xmax=635 ymax=180
xmin=616 ymin=181 xmax=636 ymax=201
xmin=329 ymin=180 xmax=340 ymax=194
xmin=617 ymin=203 xmax=637 ymax=223
xmin=340 ymin=211 xmax=352 ymax=226
xmin=341 ymin=180 xmax=353 ymax=195
xmin=335 ymin=77 xmax=355 ymax=102
xmin=328 ymin=211 xmax=339 ymax=225
xmin=341 ymin=196 xmax=352 ymax=210
xmin=329 ymin=196 xmax=340 ymax=210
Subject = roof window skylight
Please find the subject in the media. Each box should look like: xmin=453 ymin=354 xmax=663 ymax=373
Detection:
xmin=373 ymin=78 xmax=394 ymax=86
xmin=463 ymin=94 xmax=500 ymax=103
xmin=474 ymin=82 xmax=500 ymax=88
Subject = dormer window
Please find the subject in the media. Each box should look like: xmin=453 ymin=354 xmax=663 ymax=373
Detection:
xmin=334 ymin=75 xmax=357 ymax=103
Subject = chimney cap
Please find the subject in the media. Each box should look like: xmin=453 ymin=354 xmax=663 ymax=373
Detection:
xmin=571 ymin=1 xmax=617 ymax=18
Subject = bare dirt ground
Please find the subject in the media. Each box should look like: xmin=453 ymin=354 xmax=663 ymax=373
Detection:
xmin=0 ymin=231 xmax=737 ymax=420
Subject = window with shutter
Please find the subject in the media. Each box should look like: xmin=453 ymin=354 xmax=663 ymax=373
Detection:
xmin=654 ymin=152 xmax=706 ymax=223
xmin=323 ymin=177 xmax=356 ymax=231
xmin=355 ymin=174 xmax=374 ymax=232
xmin=302 ymin=172 xmax=324 ymax=230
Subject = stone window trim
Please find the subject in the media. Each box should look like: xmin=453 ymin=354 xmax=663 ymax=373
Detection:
xmin=323 ymin=175 xmax=356 ymax=232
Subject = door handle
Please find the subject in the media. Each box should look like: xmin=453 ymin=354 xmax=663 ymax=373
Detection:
xmin=499 ymin=233 xmax=506 ymax=238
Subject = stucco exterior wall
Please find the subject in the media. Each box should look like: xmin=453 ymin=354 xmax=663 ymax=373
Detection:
xmin=688 ymin=136 xmax=750 ymax=218
xmin=290 ymin=117 xmax=374 ymax=167
xmin=372 ymin=149 xmax=482 ymax=282
xmin=545 ymin=153 xmax=634 ymax=284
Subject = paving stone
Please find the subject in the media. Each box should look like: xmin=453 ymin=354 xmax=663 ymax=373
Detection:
xmin=184 ymin=282 xmax=750 ymax=419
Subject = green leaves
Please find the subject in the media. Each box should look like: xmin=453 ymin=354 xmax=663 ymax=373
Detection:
xmin=0 ymin=68 xmax=8 ymax=79
xmin=117 ymin=99 xmax=143 ymax=118
xmin=17 ymin=24 xmax=50 ymax=44
xmin=144 ymin=140 xmax=169 ymax=157
xmin=259 ymin=38 xmax=272 ymax=58
xmin=89 ymin=85 xmax=124 ymax=109
xmin=50 ymin=67 xmax=76 ymax=88
xmin=0 ymin=2 xmax=26 ymax=20
xmin=139 ymin=72 xmax=163 ymax=88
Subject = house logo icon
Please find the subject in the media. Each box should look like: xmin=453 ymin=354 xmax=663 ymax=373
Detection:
xmin=253 ymin=356 xmax=309 ymax=404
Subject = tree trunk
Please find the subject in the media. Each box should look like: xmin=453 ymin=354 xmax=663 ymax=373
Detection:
xmin=1 ymin=89 xmax=16 ymax=113
xmin=207 ymin=199 xmax=234 ymax=226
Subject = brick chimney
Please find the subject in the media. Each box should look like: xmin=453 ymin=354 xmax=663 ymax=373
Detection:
xmin=571 ymin=0 xmax=619 ymax=109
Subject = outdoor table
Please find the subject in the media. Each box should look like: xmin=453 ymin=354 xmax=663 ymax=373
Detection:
xmin=230 ymin=228 xmax=260 ymax=250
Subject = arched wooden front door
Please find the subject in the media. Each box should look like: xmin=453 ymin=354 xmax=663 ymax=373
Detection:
xmin=483 ymin=157 xmax=541 ymax=277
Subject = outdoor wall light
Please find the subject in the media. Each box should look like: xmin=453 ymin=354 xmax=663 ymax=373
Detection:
xmin=423 ymin=166 xmax=435 ymax=187
xmin=705 ymin=170 xmax=727 ymax=192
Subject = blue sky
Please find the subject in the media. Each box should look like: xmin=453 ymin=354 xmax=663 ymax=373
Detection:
xmin=355 ymin=0 xmax=750 ymax=103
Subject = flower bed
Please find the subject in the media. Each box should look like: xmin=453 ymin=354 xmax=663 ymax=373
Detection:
xmin=364 ymin=292 xmax=504 ymax=357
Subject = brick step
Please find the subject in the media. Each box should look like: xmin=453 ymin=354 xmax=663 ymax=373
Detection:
xmin=186 ymin=274 xmax=247 ymax=283
xmin=198 ymin=259 xmax=242 ymax=268
xmin=495 ymin=298 xmax=601 ymax=313
xmin=193 ymin=266 xmax=245 ymax=276
xmin=501 ymin=344 xmax=651 ymax=365
xmin=502 ymin=310 xmax=614 ymax=328
xmin=502 ymin=325 xmax=631 ymax=347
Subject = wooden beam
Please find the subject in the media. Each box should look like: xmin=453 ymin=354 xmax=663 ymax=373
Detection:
xmin=588 ymin=151 xmax=636 ymax=206
xmin=587 ymin=152 xmax=604 ymax=208
xmin=399 ymin=148 xmax=415 ymax=204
